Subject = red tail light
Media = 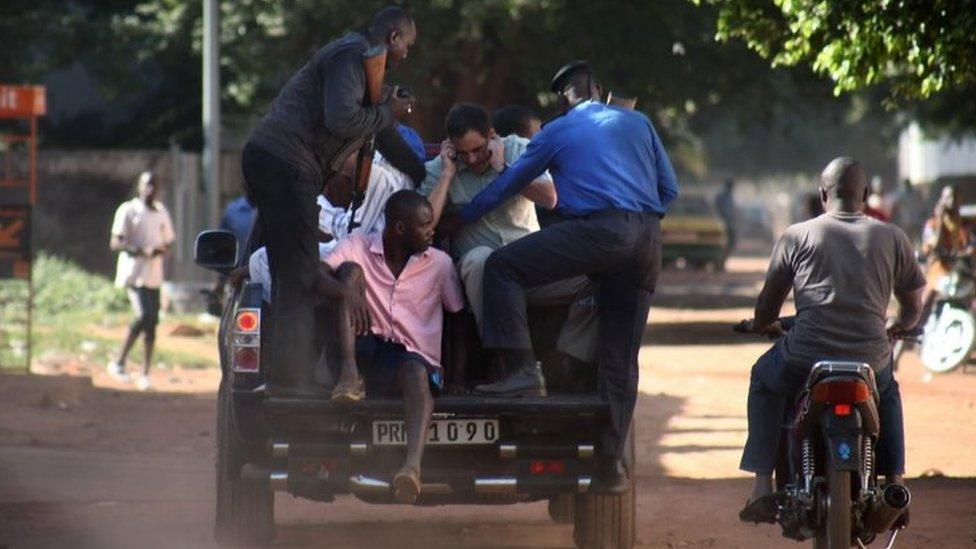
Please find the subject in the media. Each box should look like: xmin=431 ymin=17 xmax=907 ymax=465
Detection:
xmin=236 ymin=310 xmax=259 ymax=332
xmin=234 ymin=347 xmax=259 ymax=372
xmin=530 ymin=460 xmax=566 ymax=475
xmin=833 ymin=404 xmax=853 ymax=416
xmin=812 ymin=380 xmax=870 ymax=404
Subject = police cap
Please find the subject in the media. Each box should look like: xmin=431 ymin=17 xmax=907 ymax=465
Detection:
xmin=549 ymin=60 xmax=591 ymax=93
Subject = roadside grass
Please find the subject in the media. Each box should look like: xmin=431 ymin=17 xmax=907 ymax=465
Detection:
xmin=0 ymin=254 xmax=218 ymax=371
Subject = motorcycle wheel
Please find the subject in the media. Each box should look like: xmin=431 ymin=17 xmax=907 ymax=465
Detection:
xmin=814 ymin=461 xmax=851 ymax=549
xmin=920 ymin=305 xmax=975 ymax=373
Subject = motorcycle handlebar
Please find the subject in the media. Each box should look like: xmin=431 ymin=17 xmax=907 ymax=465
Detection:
xmin=732 ymin=317 xmax=921 ymax=339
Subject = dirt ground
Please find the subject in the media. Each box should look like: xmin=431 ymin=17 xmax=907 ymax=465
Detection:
xmin=1 ymin=257 xmax=974 ymax=548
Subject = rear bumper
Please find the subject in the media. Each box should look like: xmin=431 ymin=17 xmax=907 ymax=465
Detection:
xmin=249 ymin=395 xmax=610 ymax=503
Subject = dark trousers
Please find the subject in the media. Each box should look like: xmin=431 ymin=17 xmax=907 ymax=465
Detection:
xmin=482 ymin=210 xmax=662 ymax=459
xmin=242 ymin=142 xmax=322 ymax=395
xmin=740 ymin=343 xmax=906 ymax=476
xmin=126 ymin=286 xmax=160 ymax=338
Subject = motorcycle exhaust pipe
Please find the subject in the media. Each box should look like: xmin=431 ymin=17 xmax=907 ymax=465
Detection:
xmin=864 ymin=483 xmax=911 ymax=533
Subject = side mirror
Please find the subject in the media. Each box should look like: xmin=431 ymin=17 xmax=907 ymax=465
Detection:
xmin=195 ymin=230 xmax=238 ymax=273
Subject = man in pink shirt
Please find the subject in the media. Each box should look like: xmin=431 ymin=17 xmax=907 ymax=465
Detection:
xmin=320 ymin=190 xmax=465 ymax=503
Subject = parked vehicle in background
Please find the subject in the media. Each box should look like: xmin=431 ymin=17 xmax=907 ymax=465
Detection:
xmin=662 ymin=193 xmax=728 ymax=271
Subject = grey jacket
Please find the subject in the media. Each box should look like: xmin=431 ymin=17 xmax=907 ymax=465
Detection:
xmin=249 ymin=32 xmax=394 ymax=187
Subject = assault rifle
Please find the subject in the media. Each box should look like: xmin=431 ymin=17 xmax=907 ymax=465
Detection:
xmin=347 ymin=45 xmax=388 ymax=233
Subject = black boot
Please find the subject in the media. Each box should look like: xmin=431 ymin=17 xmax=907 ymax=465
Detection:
xmin=474 ymin=353 xmax=546 ymax=398
xmin=590 ymin=457 xmax=630 ymax=494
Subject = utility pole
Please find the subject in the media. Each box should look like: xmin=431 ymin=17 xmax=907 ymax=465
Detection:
xmin=202 ymin=0 xmax=221 ymax=228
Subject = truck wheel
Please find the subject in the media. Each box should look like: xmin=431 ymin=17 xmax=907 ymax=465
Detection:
xmin=214 ymin=380 xmax=275 ymax=546
xmin=548 ymin=494 xmax=576 ymax=524
xmin=573 ymin=423 xmax=636 ymax=549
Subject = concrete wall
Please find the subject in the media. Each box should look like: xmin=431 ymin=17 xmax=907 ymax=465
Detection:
xmin=24 ymin=148 xmax=245 ymax=281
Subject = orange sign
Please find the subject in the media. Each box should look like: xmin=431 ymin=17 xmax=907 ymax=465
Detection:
xmin=0 ymin=86 xmax=46 ymax=119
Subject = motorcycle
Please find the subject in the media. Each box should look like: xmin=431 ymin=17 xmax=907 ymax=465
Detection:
xmin=918 ymin=257 xmax=976 ymax=373
xmin=735 ymin=318 xmax=912 ymax=549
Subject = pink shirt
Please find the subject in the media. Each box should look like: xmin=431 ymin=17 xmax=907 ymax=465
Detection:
xmin=325 ymin=233 xmax=465 ymax=368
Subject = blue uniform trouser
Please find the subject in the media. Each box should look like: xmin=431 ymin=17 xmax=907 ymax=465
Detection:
xmin=740 ymin=343 xmax=906 ymax=476
xmin=481 ymin=209 xmax=662 ymax=460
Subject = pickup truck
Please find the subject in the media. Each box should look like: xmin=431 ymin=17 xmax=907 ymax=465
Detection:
xmin=195 ymin=229 xmax=636 ymax=548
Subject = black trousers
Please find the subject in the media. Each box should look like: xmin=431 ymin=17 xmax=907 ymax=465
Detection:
xmin=127 ymin=286 xmax=160 ymax=335
xmin=242 ymin=142 xmax=322 ymax=395
xmin=482 ymin=210 xmax=662 ymax=459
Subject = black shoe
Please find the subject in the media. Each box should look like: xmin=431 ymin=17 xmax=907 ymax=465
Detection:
xmin=739 ymin=494 xmax=778 ymax=524
xmin=590 ymin=458 xmax=630 ymax=494
xmin=474 ymin=361 xmax=547 ymax=398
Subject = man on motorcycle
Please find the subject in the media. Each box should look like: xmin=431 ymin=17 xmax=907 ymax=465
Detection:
xmin=920 ymin=185 xmax=974 ymax=316
xmin=739 ymin=157 xmax=926 ymax=522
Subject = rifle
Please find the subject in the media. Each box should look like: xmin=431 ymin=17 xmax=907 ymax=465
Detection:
xmin=347 ymin=45 xmax=388 ymax=233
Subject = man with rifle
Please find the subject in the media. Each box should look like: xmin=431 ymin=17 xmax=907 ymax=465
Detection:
xmin=242 ymin=6 xmax=416 ymax=397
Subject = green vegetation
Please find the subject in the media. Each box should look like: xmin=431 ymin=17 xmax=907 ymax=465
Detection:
xmin=0 ymin=253 xmax=217 ymax=371
xmin=0 ymin=0 xmax=930 ymax=177
xmin=699 ymin=0 xmax=976 ymax=133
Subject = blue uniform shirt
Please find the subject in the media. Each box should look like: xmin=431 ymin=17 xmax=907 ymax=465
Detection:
xmin=460 ymin=101 xmax=679 ymax=223
xmin=219 ymin=196 xmax=255 ymax=262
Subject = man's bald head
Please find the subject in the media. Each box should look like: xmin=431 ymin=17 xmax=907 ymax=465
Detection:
xmin=821 ymin=157 xmax=868 ymax=204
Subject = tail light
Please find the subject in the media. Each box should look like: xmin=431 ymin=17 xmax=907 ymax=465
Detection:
xmin=529 ymin=460 xmax=566 ymax=475
xmin=236 ymin=310 xmax=259 ymax=332
xmin=232 ymin=308 xmax=261 ymax=373
xmin=812 ymin=380 xmax=870 ymax=404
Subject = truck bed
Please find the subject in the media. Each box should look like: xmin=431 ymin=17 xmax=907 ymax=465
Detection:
xmin=266 ymin=394 xmax=609 ymax=417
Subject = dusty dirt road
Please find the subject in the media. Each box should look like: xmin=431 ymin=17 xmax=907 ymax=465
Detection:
xmin=2 ymin=258 xmax=975 ymax=548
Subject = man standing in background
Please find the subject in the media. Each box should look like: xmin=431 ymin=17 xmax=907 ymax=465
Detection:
xmin=106 ymin=171 xmax=175 ymax=391
xmin=715 ymin=178 xmax=737 ymax=266
xmin=242 ymin=6 xmax=415 ymax=397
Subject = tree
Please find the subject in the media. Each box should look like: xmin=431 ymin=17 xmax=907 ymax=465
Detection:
xmin=4 ymin=0 xmax=908 ymax=178
xmin=697 ymin=0 xmax=976 ymax=132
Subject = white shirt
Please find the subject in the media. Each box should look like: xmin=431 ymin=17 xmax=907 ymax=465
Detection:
xmin=249 ymin=242 xmax=337 ymax=303
xmin=249 ymin=154 xmax=411 ymax=303
xmin=319 ymin=153 xmax=414 ymax=239
xmin=112 ymin=198 xmax=175 ymax=289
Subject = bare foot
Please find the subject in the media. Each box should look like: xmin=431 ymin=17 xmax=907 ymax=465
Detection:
xmin=331 ymin=377 xmax=365 ymax=402
xmin=393 ymin=467 xmax=421 ymax=504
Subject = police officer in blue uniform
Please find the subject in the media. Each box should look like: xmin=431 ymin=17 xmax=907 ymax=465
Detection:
xmin=461 ymin=61 xmax=679 ymax=493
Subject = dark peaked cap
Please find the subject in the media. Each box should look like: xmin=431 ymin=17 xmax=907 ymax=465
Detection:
xmin=550 ymin=60 xmax=591 ymax=93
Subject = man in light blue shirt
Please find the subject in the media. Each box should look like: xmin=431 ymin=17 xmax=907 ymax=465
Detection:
xmin=464 ymin=61 xmax=679 ymax=494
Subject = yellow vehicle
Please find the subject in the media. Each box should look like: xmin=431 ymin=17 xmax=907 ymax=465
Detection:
xmin=662 ymin=193 xmax=728 ymax=271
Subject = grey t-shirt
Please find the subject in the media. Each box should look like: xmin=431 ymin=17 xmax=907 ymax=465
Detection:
xmin=764 ymin=211 xmax=925 ymax=371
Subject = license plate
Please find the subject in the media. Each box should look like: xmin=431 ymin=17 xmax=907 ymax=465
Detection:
xmin=372 ymin=418 xmax=499 ymax=446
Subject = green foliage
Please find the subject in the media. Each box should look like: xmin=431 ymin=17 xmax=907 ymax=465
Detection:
xmin=0 ymin=253 xmax=128 ymax=322
xmin=33 ymin=254 xmax=130 ymax=318
xmin=2 ymin=0 xmax=933 ymax=172
xmin=701 ymin=0 xmax=976 ymax=102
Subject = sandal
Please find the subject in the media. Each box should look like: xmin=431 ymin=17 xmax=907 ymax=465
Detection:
xmin=739 ymin=494 xmax=778 ymax=524
xmin=393 ymin=467 xmax=421 ymax=504
xmin=331 ymin=377 xmax=365 ymax=403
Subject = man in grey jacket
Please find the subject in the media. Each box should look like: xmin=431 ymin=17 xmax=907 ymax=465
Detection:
xmin=243 ymin=6 xmax=416 ymax=397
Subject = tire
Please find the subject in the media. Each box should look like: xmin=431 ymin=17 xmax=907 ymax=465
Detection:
xmin=573 ymin=423 xmax=636 ymax=549
xmin=214 ymin=380 xmax=275 ymax=546
xmin=815 ymin=461 xmax=851 ymax=549
xmin=920 ymin=306 xmax=975 ymax=373
xmin=548 ymin=495 xmax=576 ymax=524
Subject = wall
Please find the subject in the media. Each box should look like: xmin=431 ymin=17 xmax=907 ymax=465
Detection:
xmin=22 ymin=148 xmax=244 ymax=281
